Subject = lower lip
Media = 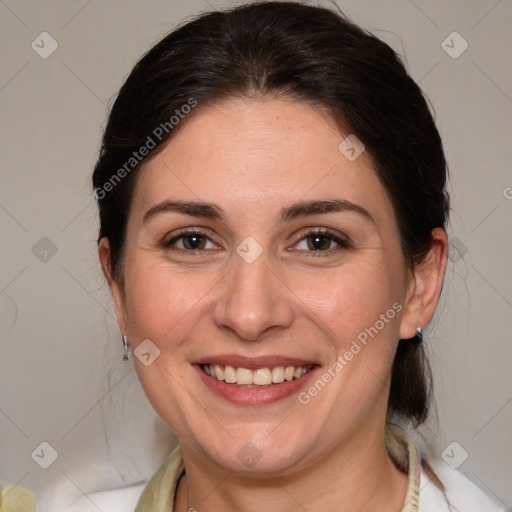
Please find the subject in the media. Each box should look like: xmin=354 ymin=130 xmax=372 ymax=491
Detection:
xmin=194 ymin=365 xmax=319 ymax=406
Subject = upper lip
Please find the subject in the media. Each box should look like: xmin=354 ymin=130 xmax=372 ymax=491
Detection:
xmin=193 ymin=354 xmax=318 ymax=370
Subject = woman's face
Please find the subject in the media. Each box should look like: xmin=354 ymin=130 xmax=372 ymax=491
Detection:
xmin=105 ymin=97 xmax=423 ymax=474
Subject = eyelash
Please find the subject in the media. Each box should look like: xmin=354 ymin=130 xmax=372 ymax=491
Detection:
xmin=162 ymin=227 xmax=351 ymax=255
xmin=294 ymin=228 xmax=351 ymax=253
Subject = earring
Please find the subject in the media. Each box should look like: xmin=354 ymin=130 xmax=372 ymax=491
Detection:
xmin=413 ymin=326 xmax=423 ymax=344
xmin=122 ymin=335 xmax=132 ymax=361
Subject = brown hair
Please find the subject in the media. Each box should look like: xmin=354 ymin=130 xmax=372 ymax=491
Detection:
xmin=93 ymin=1 xmax=449 ymax=428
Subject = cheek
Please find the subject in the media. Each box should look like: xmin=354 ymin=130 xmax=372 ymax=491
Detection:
xmin=295 ymin=257 xmax=400 ymax=346
xmin=124 ymin=258 xmax=213 ymax=341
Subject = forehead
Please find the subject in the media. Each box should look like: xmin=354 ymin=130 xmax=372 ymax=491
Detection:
xmin=131 ymin=97 xmax=396 ymax=226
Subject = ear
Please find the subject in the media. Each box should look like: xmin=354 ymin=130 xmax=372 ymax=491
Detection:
xmin=98 ymin=237 xmax=128 ymax=335
xmin=399 ymin=227 xmax=448 ymax=340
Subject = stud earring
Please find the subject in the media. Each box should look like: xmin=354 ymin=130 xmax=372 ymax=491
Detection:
xmin=122 ymin=335 xmax=132 ymax=361
xmin=413 ymin=326 xmax=423 ymax=344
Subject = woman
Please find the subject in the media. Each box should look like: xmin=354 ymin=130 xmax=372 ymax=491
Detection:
xmin=92 ymin=2 xmax=504 ymax=511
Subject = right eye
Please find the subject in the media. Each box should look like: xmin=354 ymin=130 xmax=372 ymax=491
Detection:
xmin=163 ymin=229 xmax=219 ymax=252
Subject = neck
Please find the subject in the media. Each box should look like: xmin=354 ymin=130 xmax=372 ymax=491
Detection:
xmin=174 ymin=422 xmax=409 ymax=512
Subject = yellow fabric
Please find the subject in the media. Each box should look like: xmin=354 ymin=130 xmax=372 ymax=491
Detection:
xmin=0 ymin=485 xmax=36 ymax=512
xmin=386 ymin=423 xmax=421 ymax=512
xmin=135 ymin=423 xmax=420 ymax=512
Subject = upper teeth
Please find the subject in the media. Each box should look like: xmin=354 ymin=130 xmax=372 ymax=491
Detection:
xmin=202 ymin=364 xmax=312 ymax=386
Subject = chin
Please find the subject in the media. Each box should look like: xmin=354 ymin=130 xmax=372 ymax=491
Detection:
xmin=194 ymin=427 xmax=314 ymax=475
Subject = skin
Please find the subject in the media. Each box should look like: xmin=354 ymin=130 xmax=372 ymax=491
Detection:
xmin=99 ymin=97 xmax=448 ymax=512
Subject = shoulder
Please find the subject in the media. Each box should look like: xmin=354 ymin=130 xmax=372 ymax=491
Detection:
xmin=69 ymin=483 xmax=145 ymax=512
xmin=418 ymin=463 xmax=507 ymax=512
xmin=66 ymin=445 xmax=183 ymax=512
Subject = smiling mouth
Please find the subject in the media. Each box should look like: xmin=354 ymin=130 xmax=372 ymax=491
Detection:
xmin=201 ymin=364 xmax=314 ymax=387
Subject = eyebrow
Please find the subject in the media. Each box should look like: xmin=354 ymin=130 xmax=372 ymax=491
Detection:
xmin=281 ymin=199 xmax=375 ymax=225
xmin=142 ymin=199 xmax=375 ymax=225
xmin=143 ymin=200 xmax=224 ymax=223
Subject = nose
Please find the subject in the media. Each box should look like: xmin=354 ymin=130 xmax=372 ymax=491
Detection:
xmin=212 ymin=249 xmax=294 ymax=341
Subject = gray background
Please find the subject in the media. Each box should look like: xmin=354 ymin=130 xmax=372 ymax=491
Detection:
xmin=0 ymin=0 xmax=511 ymax=510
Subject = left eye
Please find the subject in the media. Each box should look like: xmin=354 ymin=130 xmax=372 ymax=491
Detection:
xmin=295 ymin=231 xmax=350 ymax=252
